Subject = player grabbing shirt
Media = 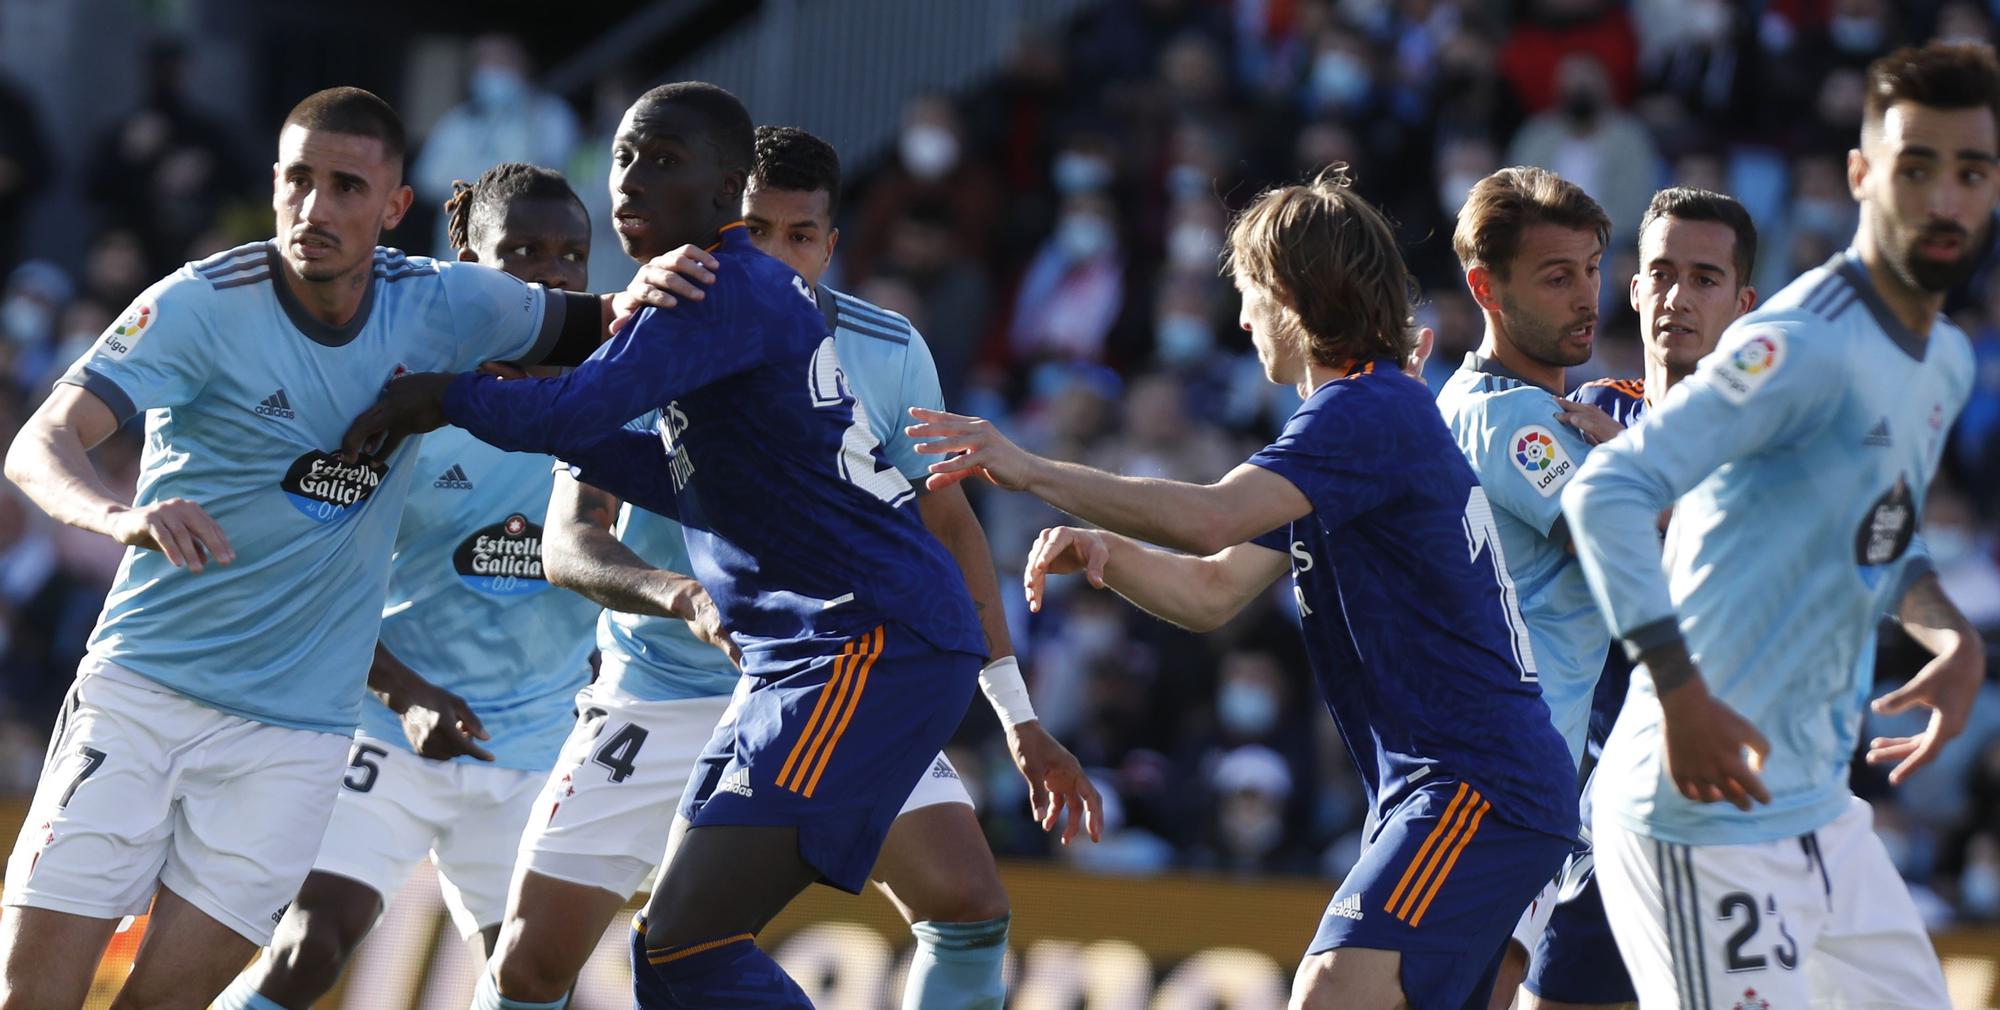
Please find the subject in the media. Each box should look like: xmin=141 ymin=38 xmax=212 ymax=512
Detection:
xmin=0 ymin=89 xmax=625 ymax=1005
xmin=906 ymin=171 xmax=1575 ymax=1010
xmin=212 ymin=165 xmax=603 ymax=1010
xmin=1564 ymin=42 xmax=1992 ymax=1010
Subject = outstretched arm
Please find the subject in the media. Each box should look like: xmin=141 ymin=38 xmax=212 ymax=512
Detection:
xmin=907 ymin=408 xmax=1309 ymax=557
xmin=1025 ymin=526 xmax=1291 ymax=633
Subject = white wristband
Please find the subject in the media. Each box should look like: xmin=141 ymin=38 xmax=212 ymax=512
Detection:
xmin=978 ymin=656 xmax=1038 ymax=728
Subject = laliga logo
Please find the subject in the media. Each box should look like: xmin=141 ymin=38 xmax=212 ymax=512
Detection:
xmin=114 ymin=304 xmax=151 ymax=337
xmin=1733 ymin=335 xmax=1778 ymax=375
xmin=1515 ymin=430 xmax=1556 ymax=471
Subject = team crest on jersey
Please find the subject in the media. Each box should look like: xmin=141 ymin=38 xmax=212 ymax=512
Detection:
xmin=100 ymin=301 xmax=154 ymax=359
xmin=1855 ymin=473 xmax=1915 ymax=567
xmin=1732 ymin=989 xmax=1771 ymax=1010
xmin=1509 ymin=425 xmax=1575 ymax=498
xmin=1714 ymin=330 xmax=1784 ymax=405
xmin=281 ymin=451 xmax=386 ymax=524
xmin=453 ymin=512 xmax=549 ymax=596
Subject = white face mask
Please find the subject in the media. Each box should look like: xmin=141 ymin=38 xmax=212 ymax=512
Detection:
xmin=1 ymin=298 xmax=50 ymax=346
xmin=470 ymin=66 xmax=528 ymax=109
xmin=1166 ymin=222 xmax=1220 ymax=270
xmin=1052 ymin=151 xmax=1113 ymax=195
xmin=900 ymin=125 xmax=959 ymax=182
xmin=1055 ymin=213 xmax=1114 ymax=261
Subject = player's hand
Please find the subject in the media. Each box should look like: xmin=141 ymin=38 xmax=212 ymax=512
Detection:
xmin=672 ymin=582 xmax=742 ymax=669
xmin=1867 ymin=639 xmax=1983 ymax=785
xmin=1555 ymin=399 xmax=1623 ymax=446
xmin=608 ymin=245 xmax=717 ymax=332
xmin=340 ymin=372 xmax=454 ymax=462
xmin=905 ymin=407 xmax=1040 ymax=493
xmin=1024 ymin=526 xmax=1110 ymax=613
xmin=1402 ymin=326 xmax=1436 ymax=381
xmin=107 ymin=499 xmax=234 ymax=572
xmin=391 ymin=678 xmax=494 ymax=762
xmin=1006 ymin=720 xmax=1104 ymax=845
xmin=1657 ymin=674 xmax=1771 ymax=810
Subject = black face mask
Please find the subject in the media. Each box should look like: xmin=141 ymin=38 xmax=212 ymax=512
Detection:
xmin=1562 ymin=89 xmax=1604 ymax=126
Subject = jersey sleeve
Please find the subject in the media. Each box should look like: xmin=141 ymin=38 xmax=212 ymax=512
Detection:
xmin=1244 ymin=390 xmax=1394 ymax=529
xmin=871 ymin=328 xmax=946 ymax=483
xmin=1475 ymin=389 xmax=1594 ymax=537
xmin=58 ymin=273 xmax=216 ymax=424
xmin=557 ymin=427 xmax=681 ymax=521
xmin=441 ymin=268 xmax=772 ymax=457
xmin=1563 ymin=320 xmax=1844 ymax=651
xmin=1251 ymin=526 xmax=1290 ymax=553
xmin=436 ymin=260 xmax=564 ymax=368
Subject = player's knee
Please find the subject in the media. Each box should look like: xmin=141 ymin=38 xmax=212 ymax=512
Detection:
xmin=924 ymin=880 xmax=1010 ymax=925
xmin=491 ymin=928 xmax=584 ymax=1003
xmin=1289 ymin=949 xmax=1403 ymax=1010
xmin=260 ymin=917 xmax=360 ymax=1001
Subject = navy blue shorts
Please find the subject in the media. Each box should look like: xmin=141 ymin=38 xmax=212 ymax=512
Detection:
xmin=677 ymin=623 xmax=980 ymax=893
xmin=1310 ymin=778 xmax=1570 ymax=1010
xmin=1525 ymin=847 xmax=1637 ymax=1004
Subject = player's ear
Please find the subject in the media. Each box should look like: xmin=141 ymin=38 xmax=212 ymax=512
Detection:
xmin=1736 ymin=285 xmax=1758 ymax=316
xmin=1465 ymin=265 xmax=1501 ymax=313
xmin=1846 ymin=147 xmax=1869 ymax=200
xmin=825 ymin=227 xmax=840 ymax=263
xmin=1628 ymin=270 xmax=1641 ymax=313
xmin=382 ymin=183 xmax=415 ymax=231
xmin=720 ymin=169 xmax=748 ymax=214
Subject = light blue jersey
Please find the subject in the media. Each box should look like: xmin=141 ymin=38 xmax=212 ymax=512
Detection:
xmin=1437 ymin=354 xmax=1608 ymax=766
xmin=365 ymin=428 xmax=598 ymax=768
xmin=1565 ymin=251 xmax=1972 ymax=845
xmin=594 ymin=284 xmax=946 ymax=701
xmin=61 ymin=241 xmax=579 ymax=735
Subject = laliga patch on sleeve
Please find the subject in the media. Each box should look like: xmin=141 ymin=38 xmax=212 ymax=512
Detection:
xmin=1711 ymin=329 xmax=1785 ymax=405
xmin=1509 ymin=424 xmax=1576 ymax=498
xmin=97 ymin=300 xmax=155 ymax=360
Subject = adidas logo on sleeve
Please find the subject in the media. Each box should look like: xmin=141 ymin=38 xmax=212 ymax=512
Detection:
xmin=1327 ymin=892 xmax=1365 ymax=921
xmin=254 ymin=388 xmax=295 ymax=420
xmin=433 ymin=464 xmax=474 ymax=490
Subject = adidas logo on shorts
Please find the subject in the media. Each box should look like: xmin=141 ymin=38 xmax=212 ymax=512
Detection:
xmin=931 ymin=756 xmax=959 ymax=779
xmin=719 ymin=767 xmax=753 ymax=798
xmin=254 ymin=388 xmax=295 ymax=420
xmin=1327 ymin=893 xmax=1365 ymax=921
xmin=433 ymin=464 xmax=473 ymax=490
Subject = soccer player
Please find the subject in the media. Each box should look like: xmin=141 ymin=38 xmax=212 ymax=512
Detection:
xmin=906 ymin=169 xmax=1577 ymax=1010
xmin=210 ymin=163 xmax=607 ymax=1010
xmin=1564 ymin=42 xmax=1993 ymax=1009
xmin=1517 ymin=187 xmax=1759 ymax=1010
xmin=473 ymin=125 xmax=1096 ymax=1010
xmin=342 ymin=81 xmax=994 ymax=1009
xmin=0 ymin=88 xmax=636 ymax=1009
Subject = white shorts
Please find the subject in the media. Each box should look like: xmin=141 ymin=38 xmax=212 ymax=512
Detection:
xmin=517 ymin=679 xmax=972 ymax=898
xmin=1595 ymin=797 xmax=1949 ymax=1010
xmin=1509 ymin=876 xmax=1559 ymax=956
xmin=312 ymin=733 xmax=544 ymax=940
xmin=2 ymin=657 xmax=350 ymax=945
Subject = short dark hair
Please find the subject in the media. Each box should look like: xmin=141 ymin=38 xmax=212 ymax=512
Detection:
xmin=1637 ymin=187 xmax=1758 ymax=286
xmin=1223 ymin=165 xmax=1416 ymax=367
xmin=637 ymin=81 xmax=754 ymax=176
xmin=281 ymin=87 xmax=406 ymax=168
xmin=1452 ymin=166 xmax=1610 ymax=279
xmin=1864 ymin=41 xmax=2000 ymax=144
xmin=442 ymin=162 xmax=586 ymax=253
xmin=752 ymin=125 xmax=842 ymax=220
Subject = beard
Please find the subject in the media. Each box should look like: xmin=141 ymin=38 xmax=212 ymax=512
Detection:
xmin=1499 ymin=290 xmax=1594 ymax=367
xmin=1883 ymin=211 xmax=1991 ymax=294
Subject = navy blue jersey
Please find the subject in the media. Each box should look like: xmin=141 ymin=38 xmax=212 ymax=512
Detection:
xmin=1248 ymin=359 xmax=1576 ymax=839
xmin=438 ymin=223 xmax=984 ymax=668
xmin=1568 ymin=377 xmax=1648 ymax=427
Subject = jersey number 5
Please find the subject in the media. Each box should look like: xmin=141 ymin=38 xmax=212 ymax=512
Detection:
xmin=1463 ymin=486 xmax=1539 ymax=681
xmin=809 ymin=337 xmax=915 ymax=508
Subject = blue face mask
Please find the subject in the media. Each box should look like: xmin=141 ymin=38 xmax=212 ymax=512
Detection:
xmin=1218 ymin=682 xmax=1279 ymax=737
xmin=1053 ymin=151 xmax=1114 ymax=195
xmin=1310 ymin=52 xmax=1370 ymax=110
xmin=1056 ymin=214 xmax=1114 ymax=261
xmin=470 ymin=67 xmax=528 ymax=109
xmin=1156 ymin=313 xmax=1214 ymax=365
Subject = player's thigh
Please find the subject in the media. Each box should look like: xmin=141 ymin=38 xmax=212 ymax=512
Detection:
xmin=872 ymin=755 xmax=1007 ymax=925
xmin=431 ymin=761 xmax=545 ymax=942
xmin=1291 ymin=948 xmax=1408 ymax=1010
xmin=0 ymin=906 xmax=120 ymax=1010
xmin=641 ymin=824 xmax=821 ymax=949
xmin=1592 ymin=814 xmax=1819 ymax=1010
xmin=1801 ymin=799 xmax=1950 ymax=1010
xmin=112 ymin=884 xmax=258 ymax=1010
xmin=4 ymin=664 xmax=182 ymax=928
xmin=159 ymin=719 xmax=350 ymax=947
xmin=489 ymin=870 xmax=631 ymax=1001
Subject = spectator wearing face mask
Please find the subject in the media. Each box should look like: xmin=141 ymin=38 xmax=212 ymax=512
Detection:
xmin=410 ymin=34 xmax=580 ymax=256
xmin=1506 ymin=53 xmax=1663 ymax=239
xmin=852 ymin=94 xmax=1003 ymax=281
xmin=1195 ymin=745 xmax=1314 ymax=875
xmin=1007 ymin=191 xmax=1129 ymax=362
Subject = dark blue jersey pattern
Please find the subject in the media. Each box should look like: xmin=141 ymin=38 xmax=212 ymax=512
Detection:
xmin=1249 ymin=359 xmax=1577 ymax=840
xmin=1568 ymin=377 xmax=1648 ymax=428
xmin=1565 ymin=378 xmax=1649 ymax=759
xmin=438 ymin=224 xmax=984 ymax=668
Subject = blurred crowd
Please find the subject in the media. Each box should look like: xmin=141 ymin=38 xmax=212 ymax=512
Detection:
xmin=2 ymin=0 xmax=2000 ymax=926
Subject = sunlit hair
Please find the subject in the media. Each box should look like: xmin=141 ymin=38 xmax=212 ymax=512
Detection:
xmin=1222 ymin=165 xmax=1416 ymax=367
xmin=1863 ymin=41 xmax=2000 ymax=147
xmin=1451 ymin=166 xmax=1609 ymax=279
xmin=282 ymin=87 xmax=406 ymax=170
xmin=1637 ymin=186 xmax=1758 ymax=286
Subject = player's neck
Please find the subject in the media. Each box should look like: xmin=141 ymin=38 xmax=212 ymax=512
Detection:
xmin=1477 ymin=323 xmax=1562 ymax=394
xmin=277 ymin=256 xmax=371 ymax=328
xmin=1855 ymin=236 xmax=1944 ymax=339
xmin=1644 ymin=353 xmax=1681 ymax=405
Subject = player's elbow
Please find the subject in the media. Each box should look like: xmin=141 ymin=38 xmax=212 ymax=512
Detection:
xmin=538 ymin=526 xmax=592 ymax=590
xmin=2 ymin=424 xmax=46 ymax=492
